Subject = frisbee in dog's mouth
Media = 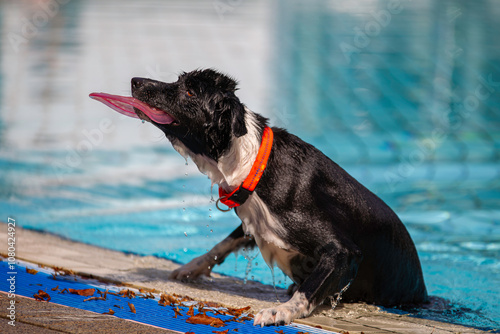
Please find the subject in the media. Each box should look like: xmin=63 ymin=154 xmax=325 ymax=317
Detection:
xmin=89 ymin=92 xmax=176 ymax=125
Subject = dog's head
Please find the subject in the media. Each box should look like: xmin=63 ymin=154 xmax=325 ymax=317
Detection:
xmin=133 ymin=69 xmax=248 ymax=160
xmin=91 ymin=69 xmax=248 ymax=161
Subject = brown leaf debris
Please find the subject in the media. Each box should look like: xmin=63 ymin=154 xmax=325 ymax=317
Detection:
xmin=128 ymin=302 xmax=136 ymax=314
xmin=26 ymin=268 xmax=38 ymax=275
xmin=212 ymin=330 xmax=229 ymax=334
xmin=186 ymin=314 xmax=226 ymax=328
xmin=68 ymin=288 xmax=95 ymax=297
xmin=34 ymin=290 xmax=51 ymax=302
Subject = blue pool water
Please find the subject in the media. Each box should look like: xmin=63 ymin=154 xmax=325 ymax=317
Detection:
xmin=1 ymin=0 xmax=499 ymax=331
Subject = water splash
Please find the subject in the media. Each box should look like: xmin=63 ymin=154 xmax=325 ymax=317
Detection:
xmin=270 ymin=266 xmax=281 ymax=303
xmin=329 ymin=280 xmax=352 ymax=310
xmin=210 ymin=185 xmax=216 ymax=203
xmin=242 ymin=247 xmax=259 ymax=285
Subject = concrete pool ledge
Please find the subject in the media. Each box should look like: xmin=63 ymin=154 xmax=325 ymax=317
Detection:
xmin=0 ymin=225 xmax=489 ymax=334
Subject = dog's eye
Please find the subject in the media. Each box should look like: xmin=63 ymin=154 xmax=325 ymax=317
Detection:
xmin=185 ymin=90 xmax=194 ymax=97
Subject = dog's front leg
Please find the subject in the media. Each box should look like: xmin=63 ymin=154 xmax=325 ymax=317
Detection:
xmin=170 ymin=224 xmax=255 ymax=280
xmin=254 ymin=242 xmax=361 ymax=326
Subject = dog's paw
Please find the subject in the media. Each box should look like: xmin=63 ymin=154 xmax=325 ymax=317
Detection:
xmin=253 ymin=292 xmax=312 ymax=327
xmin=253 ymin=305 xmax=296 ymax=326
xmin=169 ymin=255 xmax=212 ymax=281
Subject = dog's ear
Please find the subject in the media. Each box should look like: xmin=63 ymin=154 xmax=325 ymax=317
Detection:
xmin=204 ymin=94 xmax=248 ymax=159
xmin=215 ymin=94 xmax=247 ymax=138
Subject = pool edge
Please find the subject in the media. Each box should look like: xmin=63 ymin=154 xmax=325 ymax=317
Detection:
xmin=1 ymin=223 xmax=492 ymax=334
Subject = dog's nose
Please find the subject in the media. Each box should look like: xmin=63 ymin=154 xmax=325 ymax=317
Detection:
xmin=131 ymin=77 xmax=146 ymax=89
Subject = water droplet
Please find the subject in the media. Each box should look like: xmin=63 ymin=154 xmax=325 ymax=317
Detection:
xmin=209 ymin=215 xmax=212 ymax=218
xmin=183 ymin=208 xmax=186 ymax=211
xmin=142 ymin=120 xmax=145 ymax=124
xmin=214 ymin=255 xmax=218 ymax=261
xmin=255 ymin=262 xmax=258 ymax=266
xmin=210 ymin=229 xmax=213 ymax=233
xmin=270 ymin=267 xmax=281 ymax=303
xmin=208 ymin=266 xmax=211 ymax=269
xmin=251 ymin=275 xmax=254 ymax=280
xmin=184 ymin=232 xmax=188 ymax=237
xmin=183 ymin=248 xmax=188 ymax=252
xmin=206 ymin=224 xmax=209 ymax=227
xmin=329 ymin=280 xmax=353 ymax=310
xmin=209 ymin=208 xmax=212 ymax=212
xmin=242 ymin=248 xmax=259 ymax=286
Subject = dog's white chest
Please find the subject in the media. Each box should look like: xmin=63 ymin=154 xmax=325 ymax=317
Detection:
xmin=236 ymin=194 xmax=299 ymax=279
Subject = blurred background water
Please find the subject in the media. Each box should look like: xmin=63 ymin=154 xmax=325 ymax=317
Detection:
xmin=0 ymin=0 xmax=499 ymax=331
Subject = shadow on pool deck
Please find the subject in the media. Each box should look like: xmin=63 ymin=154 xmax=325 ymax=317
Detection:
xmin=1 ymin=224 xmax=492 ymax=334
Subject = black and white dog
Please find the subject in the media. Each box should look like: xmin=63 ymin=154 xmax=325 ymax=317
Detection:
xmin=90 ymin=69 xmax=428 ymax=326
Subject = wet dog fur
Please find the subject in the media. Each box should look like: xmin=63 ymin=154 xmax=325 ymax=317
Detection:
xmin=129 ymin=69 xmax=428 ymax=326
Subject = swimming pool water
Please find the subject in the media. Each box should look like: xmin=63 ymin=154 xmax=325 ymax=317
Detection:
xmin=1 ymin=0 xmax=499 ymax=331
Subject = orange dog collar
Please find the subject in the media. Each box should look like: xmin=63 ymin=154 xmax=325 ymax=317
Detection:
xmin=217 ymin=127 xmax=273 ymax=212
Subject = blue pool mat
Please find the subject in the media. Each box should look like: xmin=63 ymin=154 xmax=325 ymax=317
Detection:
xmin=0 ymin=261 xmax=337 ymax=334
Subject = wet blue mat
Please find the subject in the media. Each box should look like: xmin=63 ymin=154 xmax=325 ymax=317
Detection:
xmin=0 ymin=261 xmax=337 ymax=334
